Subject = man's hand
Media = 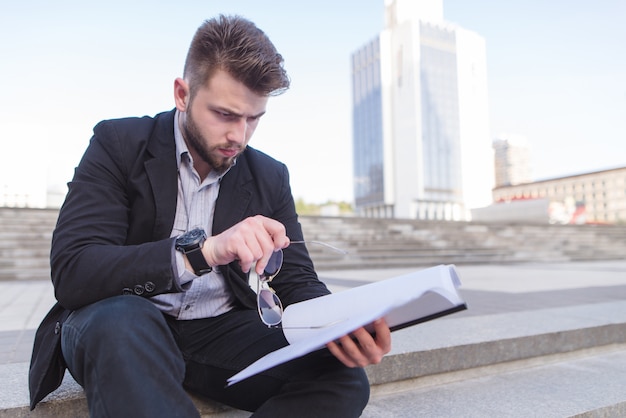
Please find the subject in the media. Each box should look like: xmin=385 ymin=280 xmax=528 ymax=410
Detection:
xmin=326 ymin=318 xmax=391 ymax=367
xmin=201 ymin=215 xmax=289 ymax=274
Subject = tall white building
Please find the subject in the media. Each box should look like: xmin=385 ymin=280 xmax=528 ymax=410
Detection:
xmin=352 ymin=0 xmax=493 ymax=220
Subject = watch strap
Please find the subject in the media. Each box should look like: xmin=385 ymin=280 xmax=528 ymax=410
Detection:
xmin=186 ymin=247 xmax=213 ymax=275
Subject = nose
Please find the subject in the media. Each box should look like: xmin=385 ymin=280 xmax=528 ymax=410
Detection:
xmin=227 ymin=117 xmax=249 ymax=144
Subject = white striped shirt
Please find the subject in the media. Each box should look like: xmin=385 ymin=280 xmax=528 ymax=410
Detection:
xmin=149 ymin=110 xmax=236 ymax=319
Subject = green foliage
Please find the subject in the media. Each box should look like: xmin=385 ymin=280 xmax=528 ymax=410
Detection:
xmin=295 ymin=198 xmax=353 ymax=216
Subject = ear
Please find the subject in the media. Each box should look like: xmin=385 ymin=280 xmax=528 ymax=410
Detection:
xmin=174 ymin=78 xmax=190 ymax=111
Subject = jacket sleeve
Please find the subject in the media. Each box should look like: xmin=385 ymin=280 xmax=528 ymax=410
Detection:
xmin=51 ymin=119 xmax=178 ymax=310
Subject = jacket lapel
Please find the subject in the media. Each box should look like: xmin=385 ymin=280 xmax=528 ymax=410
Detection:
xmin=212 ymin=151 xmax=254 ymax=235
xmin=212 ymin=151 xmax=257 ymax=309
xmin=145 ymin=110 xmax=178 ymax=240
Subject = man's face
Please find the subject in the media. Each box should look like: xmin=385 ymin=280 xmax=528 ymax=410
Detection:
xmin=176 ymin=69 xmax=268 ymax=174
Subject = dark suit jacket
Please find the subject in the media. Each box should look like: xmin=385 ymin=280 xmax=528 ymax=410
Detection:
xmin=29 ymin=109 xmax=330 ymax=408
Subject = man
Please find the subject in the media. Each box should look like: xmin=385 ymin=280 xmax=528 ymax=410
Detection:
xmin=29 ymin=14 xmax=391 ymax=417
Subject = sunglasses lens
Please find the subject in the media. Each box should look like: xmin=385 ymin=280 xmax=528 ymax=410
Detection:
xmin=257 ymin=288 xmax=283 ymax=326
xmin=262 ymin=250 xmax=284 ymax=280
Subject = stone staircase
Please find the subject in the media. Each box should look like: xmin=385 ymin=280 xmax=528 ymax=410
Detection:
xmin=1 ymin=207 xmax=625 ymax=281
xmin=299 ymin=216 xmax=626 ymax=270
xmin=0 ymin=208 xmax=56 ymax=281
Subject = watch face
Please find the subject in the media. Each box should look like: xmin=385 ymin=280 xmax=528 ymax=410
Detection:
xmin=177 ymin=228 xmax=206 ymax=247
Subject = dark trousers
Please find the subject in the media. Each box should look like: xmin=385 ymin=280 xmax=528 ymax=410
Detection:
xmin=61 ymin=295 xmax=370 ymax=417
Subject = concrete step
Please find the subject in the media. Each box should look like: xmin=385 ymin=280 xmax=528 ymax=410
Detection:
xmin=2 ymin=300 xmax=625 ymax=417
xmin=0 ymin=232 xmax=53 ymax=241
xmin=0 ymin=208 xmax=58 ymax=220
xmin=0 ymin=259 xmax=50 ymax=269
xmin=0 ymin=247 xmax=50 ymax=258
xmin=308 ymin=254 xmax=573 ymax=271
xmin=364 ymin=345 xmax=626 ymax=418
xmin=6 ymin=349 xmax=625 ymax=418
xmin=0 ymin=364 xmax=247 ymax=418
xmin=0 ymin=268 xmax=50 ymax=281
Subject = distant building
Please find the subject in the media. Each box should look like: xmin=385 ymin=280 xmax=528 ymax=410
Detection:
xmin=488 ymin=166 xmax=626 ymax=224
xmin=352 ymin=0 xmax=493 ymax=221
xmin=1 ymin=179 xmax=47 ymax=208
xmin=493 ymin=135 xmax=532 ymax=187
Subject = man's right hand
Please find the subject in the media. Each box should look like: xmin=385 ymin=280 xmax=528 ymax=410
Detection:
xmin=199 ymin=215 xmax=289 ymax=275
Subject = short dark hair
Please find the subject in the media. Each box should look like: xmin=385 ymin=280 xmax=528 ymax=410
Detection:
xmin=183 ymin=15 xmax=290 ymax=98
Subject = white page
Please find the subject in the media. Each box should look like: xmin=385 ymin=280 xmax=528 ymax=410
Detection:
xmin=282 ymin=265 xmax=463 ymax=344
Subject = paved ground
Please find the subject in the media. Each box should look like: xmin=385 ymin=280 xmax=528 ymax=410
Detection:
xmin=2 ymin=260 xmax=626 ymax=365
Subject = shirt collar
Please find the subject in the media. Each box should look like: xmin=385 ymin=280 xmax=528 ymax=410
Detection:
xmin=174 ymin=110 xmax=190 ymax=170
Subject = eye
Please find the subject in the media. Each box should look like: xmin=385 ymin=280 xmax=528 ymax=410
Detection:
xmin=213 ymin=110 xmax=236 ymax=120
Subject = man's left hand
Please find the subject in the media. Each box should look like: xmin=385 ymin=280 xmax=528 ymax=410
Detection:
xmin=326 ymin=318 xmax=391 ymax=367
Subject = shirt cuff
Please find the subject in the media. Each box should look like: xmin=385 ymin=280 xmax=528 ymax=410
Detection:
xmin=172 ymin=243 xmax=196 ymax=290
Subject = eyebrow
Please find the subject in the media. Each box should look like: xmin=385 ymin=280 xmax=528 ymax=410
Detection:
xmin=215 ymin=106 xmax=266 ymax=119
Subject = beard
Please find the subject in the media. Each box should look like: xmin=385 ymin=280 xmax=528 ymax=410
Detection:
xmin=182 ymin=109 xmax=242 ymax=175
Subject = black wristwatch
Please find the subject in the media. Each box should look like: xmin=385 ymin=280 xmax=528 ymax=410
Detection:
xmin=175 ymin=228 xmax=213 ymax=275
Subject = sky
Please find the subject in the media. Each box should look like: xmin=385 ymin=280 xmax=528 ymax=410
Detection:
xmin=1 ymin=0 xmax=625 ymax=206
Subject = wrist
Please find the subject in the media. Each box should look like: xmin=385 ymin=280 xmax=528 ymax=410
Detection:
xmin=175 ymin=228 xmax=213 ymax=275
xmin=201 ymin=236 xmax=218 ymax=268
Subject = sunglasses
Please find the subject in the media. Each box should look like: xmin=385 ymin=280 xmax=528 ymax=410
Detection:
xmin=256 ymin=240 xmax=346 ymax=327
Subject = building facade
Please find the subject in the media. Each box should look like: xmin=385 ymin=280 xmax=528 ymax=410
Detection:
xmin=492 ymin=166 xmax=626 ymax=224
xmin=352 ymin=0 xmax=493 ymax=220
xmin=493 ymin=135 xmax=533 ymax=187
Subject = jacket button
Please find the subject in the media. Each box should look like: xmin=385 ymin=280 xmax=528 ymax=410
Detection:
xmin=133 ymin=285 xmax=145 ymax=295
xmin=122 ymin=288 xmax=133 ymax=295
xmin=145 ymin=281 xmax=155 ymax=292
xmin=54 ymin=321 xmax=61 ymax=335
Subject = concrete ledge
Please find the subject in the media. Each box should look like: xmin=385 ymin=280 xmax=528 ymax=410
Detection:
xmin=365 ymin=300 xmax=626 ymax=384
xmin=2 ymin=301 xmax=626 ymax=417
xmin=0 ymin=364 xmax=247 ymax=418
xmin=363 ymin=345 xmax=626 ymax=418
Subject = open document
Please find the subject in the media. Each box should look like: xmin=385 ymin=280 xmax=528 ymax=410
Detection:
xmin=227 ymin=264 xmax=467 ymax=386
